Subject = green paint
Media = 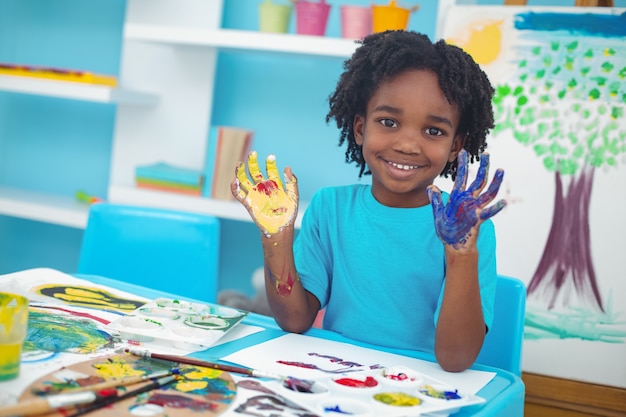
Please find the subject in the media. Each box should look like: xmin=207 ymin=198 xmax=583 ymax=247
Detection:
xmin=525 ymin=296 xmax=626 ymax=343
xmin=23 ymin=309 xmax=113 ymax=354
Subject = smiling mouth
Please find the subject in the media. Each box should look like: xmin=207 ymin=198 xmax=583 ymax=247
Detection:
xmin=387 ymin=161 xmax=422 ymax=170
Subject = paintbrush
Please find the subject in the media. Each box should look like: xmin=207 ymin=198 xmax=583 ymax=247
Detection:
xmin=64 ymin=375 xmax=178 ymax=417
xmin=125 ymin=348 xmax=315 ymax=391
xmin=31 ymin=369 xmax=177 ymax=396
xmin=0 ymin=389 xmax=118 ymax=417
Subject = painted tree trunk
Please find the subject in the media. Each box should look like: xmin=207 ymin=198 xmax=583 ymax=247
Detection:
xmin=526 ymin=165 xmax=604 ymax=313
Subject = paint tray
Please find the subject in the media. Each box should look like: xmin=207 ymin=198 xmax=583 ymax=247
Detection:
xmin=105 ymin=297 xmax=248 ymax=351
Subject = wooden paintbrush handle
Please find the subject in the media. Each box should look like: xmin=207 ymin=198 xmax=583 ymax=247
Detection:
xmin=0 ymin=391 xmax=100 ymax=417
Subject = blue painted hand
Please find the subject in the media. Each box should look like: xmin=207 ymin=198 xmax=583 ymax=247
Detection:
xmin=427 ymin=150 xmax=506 ymax=247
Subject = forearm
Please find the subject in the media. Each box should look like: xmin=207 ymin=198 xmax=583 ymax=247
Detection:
xmin=261 ymin=227 xmax=319 ymax=333
xmin=435 ymin=247 xmax=486 ymax=372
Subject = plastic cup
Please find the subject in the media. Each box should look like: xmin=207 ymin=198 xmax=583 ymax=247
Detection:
xmin=372 ymin=0 xmax=411 ymax=33
xmin=341 ymin=5 xmax=372 ymax=39
xmin=0 ymin=292 xmax=29 ymax=381
xmin=259 ymin=0 xmax=292 ymax=34
xmin=295 ymin=0 xmax=331 ymax=36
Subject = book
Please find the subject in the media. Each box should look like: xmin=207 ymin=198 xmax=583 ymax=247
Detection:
xmin=203 ymin=126 xmax=254 ymax=200
xmin=135 ymin=162 xmax=204 ymax=196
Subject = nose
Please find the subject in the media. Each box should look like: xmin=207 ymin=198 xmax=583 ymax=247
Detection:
xmin=392 ymin=128 xmax=422 ymax=155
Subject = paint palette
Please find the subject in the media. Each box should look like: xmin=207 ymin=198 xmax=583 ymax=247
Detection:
xmin=105 ymin=298 xmax=248 ymax=351
xmin=20 ymin=354 xmax=236 ymax=417
xmin=241 ymin=366 xmax=482 ymax=417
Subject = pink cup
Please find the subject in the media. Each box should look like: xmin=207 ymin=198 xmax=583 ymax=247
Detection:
xmin=341 ymin=5 xmax=372 ymax=39
xmin=295 ymin=0 xmax=331 ymax=36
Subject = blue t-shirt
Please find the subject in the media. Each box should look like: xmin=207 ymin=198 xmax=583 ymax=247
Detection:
xmin=294 ymin=184 xmax=497 ymax=353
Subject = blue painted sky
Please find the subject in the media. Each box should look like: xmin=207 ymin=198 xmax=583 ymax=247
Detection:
xmin=515 ymin=11 xmax=626 ymax=37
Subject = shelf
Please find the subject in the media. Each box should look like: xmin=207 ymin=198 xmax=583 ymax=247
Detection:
xmin=108 ymin=185 xmax=305 ymax=228
xmin=0 ymin=75 xmax=158 ymax=105
xmin=124 ymin=26 xmax=359 ymax=58
xmin=0 ymin=186 xmax=90 ymax=229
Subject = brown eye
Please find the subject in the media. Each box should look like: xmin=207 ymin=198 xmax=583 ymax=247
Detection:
xmin=425 ymin=127 xmax=444 ymax=136
xmin=379 ymin=118 xmax=397 ymax=128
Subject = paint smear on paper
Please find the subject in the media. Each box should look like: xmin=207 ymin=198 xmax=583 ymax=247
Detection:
xmin=23 ymin=308 xmax=113 ymax=354
xmin=32 ymin=284 xmax=145 ymax=313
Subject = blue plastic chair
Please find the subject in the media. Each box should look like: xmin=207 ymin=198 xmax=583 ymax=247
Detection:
xmin=78 ymin=203 xmax=220 ymax=303
xmin=475 ymin=275 xmax=527 ymax=376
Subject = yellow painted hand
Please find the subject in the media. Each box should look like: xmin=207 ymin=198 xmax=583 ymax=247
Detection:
xmin=231 ymin=151 xmax=298 ymax=236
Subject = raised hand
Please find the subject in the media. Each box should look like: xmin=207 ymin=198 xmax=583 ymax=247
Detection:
xmin=427 ymin=150 xmax=506 ymax=248
xmin=231 ymin=151 xmax=299 ymax=236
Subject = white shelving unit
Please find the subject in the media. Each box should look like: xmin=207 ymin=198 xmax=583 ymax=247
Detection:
xmin=0 ymin=186 xmax=89 ymax=229
xmin=0 ymin=75 xmax=157 ymax=105
xmin=125 ymin=26 xmax=358 ymax=58
xmin=0 ymin=0 xmax=355 ymax=229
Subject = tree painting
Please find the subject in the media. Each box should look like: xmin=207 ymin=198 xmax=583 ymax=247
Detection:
xmin=447 ymin=9 xmax=626 ymax=344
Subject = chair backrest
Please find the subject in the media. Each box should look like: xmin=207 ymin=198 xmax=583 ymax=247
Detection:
xmin=475 ymin=275 xmax=526 ymax=376
xmin=78 ymin=203 xmax=220 ymax=303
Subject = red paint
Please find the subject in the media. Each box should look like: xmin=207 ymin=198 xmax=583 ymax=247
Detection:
xmin=333 ymin=376 xmax=378 ymax=388
xmin=275 ymin=272 xmax=295 ymax=297
xmin=254 ymin=180 xmax=279 ymax=196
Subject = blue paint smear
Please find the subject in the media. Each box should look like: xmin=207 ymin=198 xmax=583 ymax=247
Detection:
xmin=514 ymin=12 xmax=626 ymax=37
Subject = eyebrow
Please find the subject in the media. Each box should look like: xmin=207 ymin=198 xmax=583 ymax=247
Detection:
xmin=372 ymin=105 xmax=454 ymax=128
xmin=427 ymin=115 xmax=454 ymax=128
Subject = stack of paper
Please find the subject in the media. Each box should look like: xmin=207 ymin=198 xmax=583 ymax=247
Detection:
xmin=135 ymin=162 xmax=204 ymax=196
xmin=203 ymin=126 xmax=254 ymax=200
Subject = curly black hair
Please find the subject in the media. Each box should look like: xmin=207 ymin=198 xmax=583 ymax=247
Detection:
xmin=326 ymin=30 xmax=495 ymax=180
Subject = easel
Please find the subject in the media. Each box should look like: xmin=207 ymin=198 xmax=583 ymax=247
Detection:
xmin=503 ymin=0 xmax=614 ymax=6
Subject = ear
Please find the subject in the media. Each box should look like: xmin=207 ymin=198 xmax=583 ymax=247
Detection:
xmin=448 ymin=134 xmax=466 ymax=162
xmin=354 ymin=115 xmax=365 ymax=146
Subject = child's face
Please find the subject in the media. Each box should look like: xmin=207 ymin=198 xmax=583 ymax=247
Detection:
xmin=354 ymin=69 xmax=464 ymax=208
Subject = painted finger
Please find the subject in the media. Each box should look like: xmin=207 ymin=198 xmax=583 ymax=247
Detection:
xmin=452 ymin=149 xmax=469 ymax=195
xmin=284 ymin=167 xmax=299 ymax=203
xmin=265 ymin=154 xmax=284 ymax=190
xmin=467 ymin=153 xmax=490 ymax=196
xmin=427 ymin=185 xmax=444 ymax=219
xmin=479 ymin=199 xmax=507 ymax=221
xmin=477 ymin=168 xmax=505 ymax=207
xmin=235 ymin=162 xmax=255 ymax=194
xmin=231 ymin=177 xmax=246 ymax=202
xmin=247 ymin=151 xmax=264 ymax=184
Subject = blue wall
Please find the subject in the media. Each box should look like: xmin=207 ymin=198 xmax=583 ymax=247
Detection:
xmin=1 ymin=0 xmax=622 ymax=296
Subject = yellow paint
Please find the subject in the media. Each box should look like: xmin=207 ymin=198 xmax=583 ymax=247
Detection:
xmin=0 ymin=343 xmax=22 ymax=381
xmin=94 ymin=360 xmax=144 ymax=379
xmin=236 ymin=152 xmax=297 ymax=235
xmin=0 ymin=292 xmax=29 ymax=381
xmin=174 ymin=368 xmax=222 ymax=392
xmin=446 ymin=19 xmax=504 ymax=66
xmin=183 ymin=367 xmax=222 ymax=379
xmin=374 ymin=391 xmax=422 ymax=407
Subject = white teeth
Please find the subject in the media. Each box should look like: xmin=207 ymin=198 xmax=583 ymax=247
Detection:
xmin=388 ymin=161 xmax=418 ymax=170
